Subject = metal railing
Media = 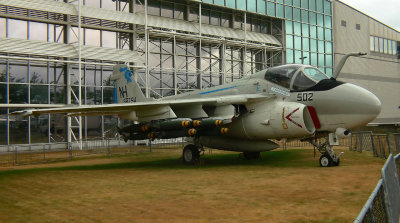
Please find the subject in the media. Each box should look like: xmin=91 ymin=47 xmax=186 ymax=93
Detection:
xmin=354 ymin=154 xmax=400 ymax=223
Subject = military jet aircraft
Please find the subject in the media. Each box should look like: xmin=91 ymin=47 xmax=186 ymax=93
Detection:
xmin=13 ymin=53 xmax=381 ymax=167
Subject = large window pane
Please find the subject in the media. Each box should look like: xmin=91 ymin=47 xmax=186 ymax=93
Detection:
xmin=317 ymin=26 xmax=324 ymax=39
xmin=309 ymin=0 xmax=316 ymax=11
xmin=9 ymin=84 xmax=28 ymax=103
xmin=102 ymin=31 xmax=116 ymax=48
xmin=310 ymin=25 xmax=317 ymax=38
xmin=0 ymin=109 xmax=6 ymax=144
xmin=294 ymin=22 xmax=301 ymax=35
xmin=317 ymin=0 xmax=324 ymax=13
xmin=324 ymin=16 xmax=332 ymax=28
xmin=257 ymin=0 xmax=266 ymax=14
xmin=325 ymin=29 xmax=332 ymax=41
xmin=0 ymin=84 xmax=6 ymax=103
xmin=318 ymin=53 xmax=324 ymax=66
xmin=276 ymin=4 xmax=284 ymax=18
xmin=325 ymin=54 xmax=332 ymax=66
xmin=318 ymin=40 xmax=325 ymax=53
xmin=301 ymin=0 xmax=309 ymax=9
xmin=9 ymin=64 xmax=28 ymax=83
xmin=286 ymin=21 xmax=293 ymax=34
xmin=29 ymin=22 xmax=47 ymax=41
xmin=293 ymin=8 xmax=300 ymax=21
xmin=8 ymin=19 xmax=27 ymax=39
xmin=370 ymin=36 xmax=375 ymax=51
xmin=317 ymin=13 xmax=324 ymax=27
xmin=324 ymin=0 xmax=331 ymax=14
xmin=267 ymin=2 xmax=276 ymax=17
xmin=30 ymin=85 xmax=48 ymax=104
xmin=310 ymin=39 xmax=317 ymax=52
xmin=227 ymin=0 xmax=236 ymax=8
xmin=303 ymin=38 xmax=309 ymax=51
xmin=301 ymin=10 xmax=309 ymax=23
xmin=247 ymin=0 xmax=257 ymax=12
xmin=0 ymin=18 xmax=5 ymax=37
xmin=9 ymin=114 xmax=28 ymax=144
xmin=286 ymin=49 xmax=294 ymax=64
xmin=286 ymin=35 xmax=293 ymax=48
xmin=302 ymin=23 xmax=309 ymax=37
xmin=285 ymin=6 xmax=292 ymax=20
xmin=30 ymin=115 xmax=49 ymax=143
xmin=30 ymin=65 xmax=47 ymax=84
xmin=310 ymin=52 xmax=317 ymax=66
xmin=237 ymin=0 xmax=246 ymax=10
xmin=309 ymin=12 xmax=316 ymax=25
xmin=388 ymin=39 xmax=392 ymax=54
xmin=374 ymin=37 xmax=379 ymax=52
xmin=295 ymin=50 xmax=302 ymax=64
xmin=85 ymin=29 xmax=100 ymax=46
xmin=325 ymin=41 xmax=332 ymax=54
xmin=294 ymin=36 xmax=302 ymax=50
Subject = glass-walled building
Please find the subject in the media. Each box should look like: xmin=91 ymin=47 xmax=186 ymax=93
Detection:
xmin=0 ymin=0 xmax=369 ymax=146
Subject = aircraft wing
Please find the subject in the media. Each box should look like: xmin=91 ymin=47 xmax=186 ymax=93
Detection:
xmin=12 ymin=94 xmax=273 ymax=121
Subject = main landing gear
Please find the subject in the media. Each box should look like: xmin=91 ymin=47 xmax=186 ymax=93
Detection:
xmin=182 ymin=144 xmax=202 ymax=165
xmin=308 ymin=140 xmax=343 ymax=167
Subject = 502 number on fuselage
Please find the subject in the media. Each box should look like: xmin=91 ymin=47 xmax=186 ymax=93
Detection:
xmin=296 ymin=92 xmax=313 ymax=102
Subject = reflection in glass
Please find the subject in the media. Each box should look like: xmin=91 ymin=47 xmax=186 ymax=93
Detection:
xmin=30 ymin=66 xmax=47 ymax=84
xmin=9 ymin=114 xmax=28 ymax=144
xmin=30 ymin=85 xmax=48 ymax=104
xmin=9 ymin=64 xmax=28 ymax=83
xmin=0 ymin=84 xmax=6 ymax=103
xmin=9 ymin=84 xmax=28 ymax=103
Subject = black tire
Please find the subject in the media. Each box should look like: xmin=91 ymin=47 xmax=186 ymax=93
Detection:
xmin=319 ymin=153 xmax=333 ymax=167
xmin=243 ymin=152 xmax=261 ymax=160
xmin=182 ymin=144 xmax=200 ymax=165
xmin=333 ymin=158 xmax=340 ymax=166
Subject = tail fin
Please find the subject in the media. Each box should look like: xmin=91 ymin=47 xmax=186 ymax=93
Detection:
xmin=111 ymin=64 xmax=146 ymax=103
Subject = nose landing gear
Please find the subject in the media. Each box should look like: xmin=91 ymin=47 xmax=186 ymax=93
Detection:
xmin=308 ymin=140 xmax=343 ymax=167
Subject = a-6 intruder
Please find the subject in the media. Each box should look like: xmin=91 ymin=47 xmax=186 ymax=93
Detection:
xmin=13 ymin=52 xmax=381 ymax=166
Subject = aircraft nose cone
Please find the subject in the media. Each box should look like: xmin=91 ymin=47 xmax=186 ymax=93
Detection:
xmin=317 ymin=83 xmax=381 ymax=129
xmin=339 ymin=83 xmax=381 ymax=127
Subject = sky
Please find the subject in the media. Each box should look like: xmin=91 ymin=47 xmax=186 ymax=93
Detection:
xmin=338 ymin=0 xmax=400 ymax=31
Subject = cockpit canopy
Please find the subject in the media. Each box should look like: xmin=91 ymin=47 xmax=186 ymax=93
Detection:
xmin=264 ymin=64 xmax=330 ymax=91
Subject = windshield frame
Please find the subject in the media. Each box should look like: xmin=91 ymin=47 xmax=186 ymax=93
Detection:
xmin=290 ymin=66 xmax=329 ymax=91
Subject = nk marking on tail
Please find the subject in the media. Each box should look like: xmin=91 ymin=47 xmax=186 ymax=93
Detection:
xmin=110 ymin=64 xmax=146 ymax=103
